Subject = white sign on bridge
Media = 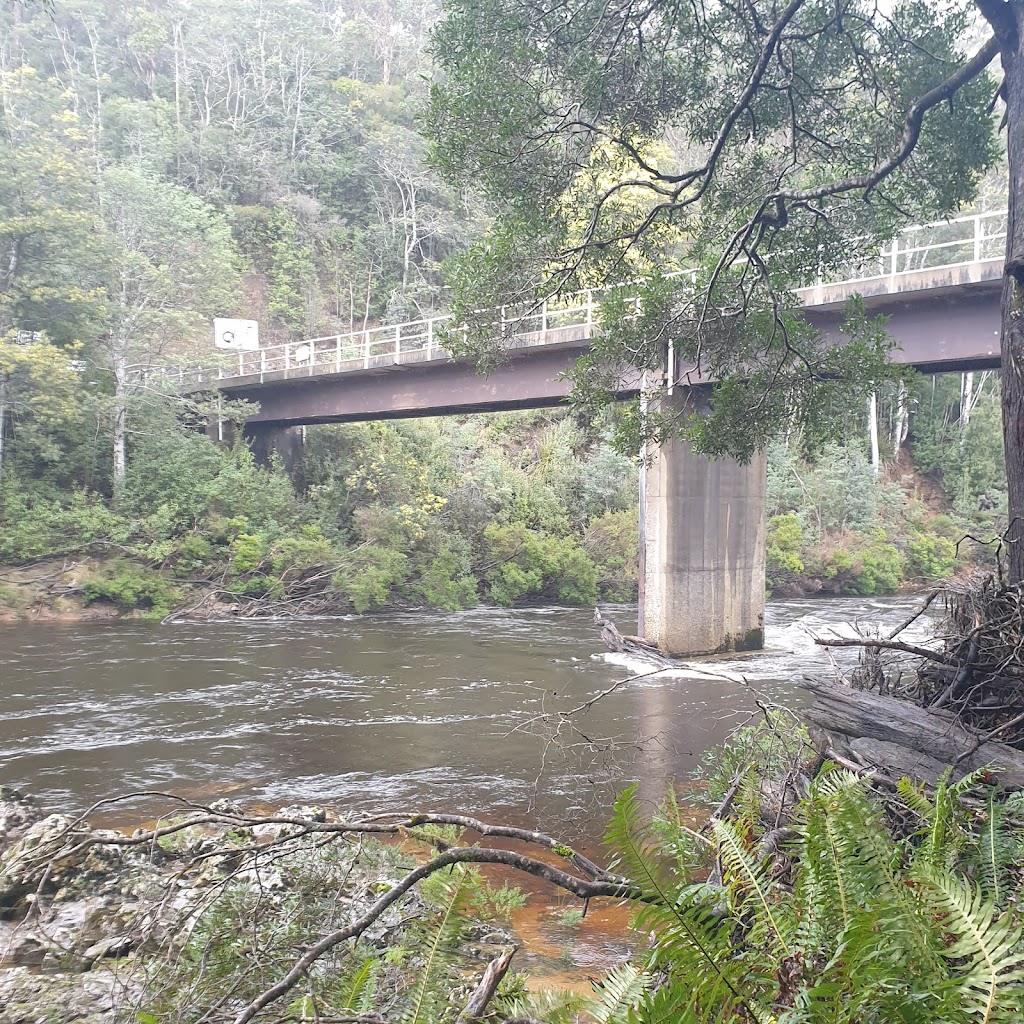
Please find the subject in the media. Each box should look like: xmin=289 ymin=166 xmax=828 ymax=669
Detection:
xmin=214 ymin=318 xmax=259 ymax=351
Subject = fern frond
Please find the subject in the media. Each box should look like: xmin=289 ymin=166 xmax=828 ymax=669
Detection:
xmin=587 ymin=962 xmax=651 ymax=1024
xmin=976 ymin=788 xmax=1018 ymax=907
xmin=919 ymin=868 xmax=1024 ymax=1023
xmin=499 ymin=988 xmax=588 ymax=1023
xmin=896 ymin=776 xmax=934 ymax=819
xmin=402 ymin=864 xmax=472 ymax=1024
xmin=711 ymin=818 xmax=791 ymax=955
xmin=334 ymin=954 xmax=378 ymax=1012
xmin=605 ymin=786 xmax=675 ymax=905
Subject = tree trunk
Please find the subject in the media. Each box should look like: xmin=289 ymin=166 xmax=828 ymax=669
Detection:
xmin=892 ymin=381 xmax=908 ymax=457
xmin=800 ymin=677 xmax=1024 ymax=787
xmin=867 ymin=392 xmax=880 ymax=475
xmin=112 ymin=357 xmax=127 ymax=502
xmin=999 ymin=9 xmax=1024 ymax=582
xmin=0 ymin=375 xmax=6 ymax=483
xmin=960 ymin=371 xmax=973 ymax=448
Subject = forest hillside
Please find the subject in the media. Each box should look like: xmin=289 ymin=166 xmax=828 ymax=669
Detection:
xmin=0 ymin=0 xmax=1009 ymax=620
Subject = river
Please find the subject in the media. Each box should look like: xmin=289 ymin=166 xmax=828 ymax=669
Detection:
xmin=0 ymin=595 xmax=930 ymax=842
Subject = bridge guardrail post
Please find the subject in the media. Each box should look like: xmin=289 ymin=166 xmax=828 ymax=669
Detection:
xmin=285 ymin=344 xmax=291 ymax=371
xmin=974 ymin=214 xmax=982 ymax=263
xmin=260 ymin=349 xmax=266 ymax=381
xmin=427 ymin=318 xmax=434 ymax=358
xmin=335 ymin=335 xmax=341 ymax=372
xmin=890 ymin=236 xmax=899 ymax=278
xmin=394 ymin=324 xmax=401 ymax=363
xmin=585 ymin=290 xmax=594 ymax=337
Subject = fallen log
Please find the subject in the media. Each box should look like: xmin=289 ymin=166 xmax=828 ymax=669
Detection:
xmin=595 ymin=608 xmax=677 ymax=668
xmin=799 ymin=677 xmax=1024 ymax=788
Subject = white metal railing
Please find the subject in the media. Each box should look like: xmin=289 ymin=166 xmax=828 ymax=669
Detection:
xmin=168 ymin=209 xmax=1007 ymax=389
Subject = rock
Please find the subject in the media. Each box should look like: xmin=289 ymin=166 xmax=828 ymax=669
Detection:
xmin=0 ymin=789 xmax=44 ymax=852
xmin=83 ymin=934 xmax=133 ymax=961
xmin=0 ymin=816 xmax=128 ymax=915
xmin=208 ymin=798 xmax=245 ymax=816
xmin=0 ymin=965 xmax=134 ymax=1023
xmin=277 ymin=804 xmax=327 ymax=823
xmin=253 ymin=804 xmax=329 ymax=839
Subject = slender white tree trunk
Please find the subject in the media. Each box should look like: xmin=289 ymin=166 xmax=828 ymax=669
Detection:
xmin=0 ymin=376 xmax=6 ymax=483
xmin=112 ymin=354 xmax=127 ymax=500
xmin=960 ymin=371 xmax=974 ymax=449
xmin=868 ymin=392 xmax=880 ymax=476
xmin=892 ymin=381 xmax=908 ymax=458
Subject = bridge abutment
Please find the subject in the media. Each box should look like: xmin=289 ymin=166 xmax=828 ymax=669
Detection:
xmin=640 ymin=391 xmax=766 ymax=656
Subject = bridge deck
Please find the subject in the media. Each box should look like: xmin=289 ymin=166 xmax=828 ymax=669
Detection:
xmin=188 ymin=211 xmax=1007 ymax=426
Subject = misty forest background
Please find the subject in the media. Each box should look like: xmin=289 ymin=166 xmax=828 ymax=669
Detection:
xmin=0 ymin=0 xmax=1009 ymax=618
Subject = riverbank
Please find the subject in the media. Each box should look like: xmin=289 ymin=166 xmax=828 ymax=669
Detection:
xmin=0 ymin=788 xmax=636 ymax=1023
xmin=0 ymin=551 xmax=949 ymax=626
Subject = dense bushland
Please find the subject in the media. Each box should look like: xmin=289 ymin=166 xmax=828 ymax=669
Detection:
xmin=0 ymin=394 xmax=642 ymax=616
xmin=0 ymin=356 xmax=1008 ymax=618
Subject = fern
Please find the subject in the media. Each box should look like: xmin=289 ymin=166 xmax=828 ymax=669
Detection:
xmin=919 ymin=869 xmax=1024 ymax=1023
xmin=711 ymin=817 xmax=792 ymax=955
xmin=607 ymin=789 xmax=777 ymax=1024
xmin=335 ymin=954 xmax=378 ymax=1013
xmin=401 ymin=864 xmax=474 ymax=1024
xmin=587 ymin=962 xmax=651 ymax=1024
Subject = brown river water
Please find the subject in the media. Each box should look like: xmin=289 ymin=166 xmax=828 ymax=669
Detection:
xmin=0 ymin=596 xmax=931 ymax=834
xmin=0 ymin=596 xmax=930 ymax=986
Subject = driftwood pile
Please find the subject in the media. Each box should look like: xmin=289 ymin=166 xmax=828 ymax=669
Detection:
xmin=810 ymin=574 xmax=1024 ymax=787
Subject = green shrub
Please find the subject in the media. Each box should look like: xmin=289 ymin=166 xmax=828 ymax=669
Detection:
xmin=584 ymin=509 xmax=639 ymax=601
xmin=908 ymin=534 xmax=957 ymax=581
xmin=172 ymin=534 xmax=216 ymax=574
xmin=229 ymin=533 xmax=267 ymax=574
xmin=482 ymin=523 xmax=597 ymax=606
xmin=412 ymin=543 xmax=478 ymax=610
xmin=334 ymin=545 xmax=410 ymax=612
xmin=821 ymin=540 xmax=904 ymax=595
xmin=0 ymin=488 xmax=130 ymax=562
xmin=82 ymin=562 xmax=180 ymax=617
xmin=765 ymin=511 xmax=804 ymax=588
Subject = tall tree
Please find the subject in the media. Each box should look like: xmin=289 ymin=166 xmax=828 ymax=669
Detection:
xmin=0 ymin=65 xmax=103 ymax=344
xmin=427 ymin=0 xmax=1024 ymax=575
xmin=93 ymin=166 xmax=239 ymax=496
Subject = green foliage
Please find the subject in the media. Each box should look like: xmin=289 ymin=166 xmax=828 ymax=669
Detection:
xmin=411 ymin=541 xmax=478 ymax=610
xmin=82 ymin=561 xmax=180 ymax=618
xmin=265 ymin=209 xmax=317 ymax=335
xmin=429 ymin=0 xmax=998 ymax=458
xmin=0 ymin=487 xmax=129 ymax=563
xmin=819 ymin=539 xmax=904 ymax=596
xmin=911 ymin=374 xmax=1006 ymax=523
xmin=584 ymin=509 xmax=639 ymax=601
xmin=690 ymin=710 xmax=815 ymax=808
xmin=908 ymin=534 xmax=958 ymax=581
xmin=482 ymin=522 xmax=598 ymax=606
xmin=335 ymin=545 xmax=410 ymax=613
xmin=605 ymin=768 xmax=1024 ymax=1024
xmin=765 ymin=512 xmax=804 ymax=590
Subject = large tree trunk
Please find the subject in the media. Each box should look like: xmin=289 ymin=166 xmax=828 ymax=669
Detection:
xmin=999 ymin=8 xmax=1024 ymax=582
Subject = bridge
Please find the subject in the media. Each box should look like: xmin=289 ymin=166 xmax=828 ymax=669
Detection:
xmin=194 ymin=210 xmax=1006 ymax=657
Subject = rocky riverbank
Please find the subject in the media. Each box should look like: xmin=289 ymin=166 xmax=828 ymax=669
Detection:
xmin=0 ymin=790 xmax=523 ymax=1024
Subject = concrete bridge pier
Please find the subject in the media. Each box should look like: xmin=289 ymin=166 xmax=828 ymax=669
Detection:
xmin=639 ymin=390 xmax=766 ymax=656
xmin=244 ymin=423 xmax=305 ymax=478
